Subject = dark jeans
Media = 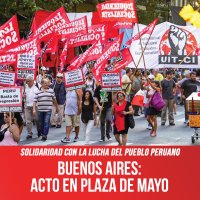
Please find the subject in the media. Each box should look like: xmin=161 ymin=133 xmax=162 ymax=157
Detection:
xmin=100 ymin=108 xmax=112 ymax=140
xmin=184 ymin=101 xmax=189 ymax=121
xmin=38 ymin=111 xmax=52 ymax=136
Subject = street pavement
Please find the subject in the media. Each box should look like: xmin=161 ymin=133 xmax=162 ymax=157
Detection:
xmin=19 ymin=105 xmax=200 ymax=146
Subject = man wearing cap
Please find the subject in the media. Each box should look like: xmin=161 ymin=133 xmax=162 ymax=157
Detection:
xmin=50 ymin=73 xmax=66 ymax=128
xmin=24 ymin=75 xmax=40 ymax=139
xmin=161 ymin=70 xmax=176 ymax=126
xmin=36 ymin=66 xmax=47 ymax=84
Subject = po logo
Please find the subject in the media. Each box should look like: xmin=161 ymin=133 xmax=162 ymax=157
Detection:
xmin=159 ymin=25 xmax=198 ymax=65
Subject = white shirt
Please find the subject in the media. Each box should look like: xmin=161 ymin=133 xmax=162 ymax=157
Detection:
xmin=25 ymin=84 xmax=39 ymax=107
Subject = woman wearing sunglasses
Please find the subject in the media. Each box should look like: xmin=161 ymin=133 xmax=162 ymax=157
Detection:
xmin=113 ymin=91 xmax=134 ymax=146
xmin=0 ymin=112 xmax=20 ymax=146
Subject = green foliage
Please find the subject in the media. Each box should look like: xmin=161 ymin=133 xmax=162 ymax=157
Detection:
xmin=0 ymin=0 xmax=85 ymax=36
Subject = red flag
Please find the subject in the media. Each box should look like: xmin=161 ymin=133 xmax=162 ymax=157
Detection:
xmin=126 ymin=18 xmax=159 ymax=45
xmin=32 ymin=7 xmax=70 ymax=39
xmin=60 ymin=41 xmax=68 ymax=71
xmin=97 ymin=0 xmax=138 ymax=23
xmin=30 ymin=10 xmax=53 ymax=33
xmin=0 ymin=15 xmax=20 ymax=51
xmin=131 ymin=89 xmax=145 ymax=107
xmin=92 ymin=33 xmax=124 ymax=80
xmin=57 ymin=16 xmax=88 ymax=38
xmin=67 ymin=24 xmax=107 ymax=47
xmin=85 ymin=40 xmax=103 ymax=62
xmin=68 ymin=40 xmax=100 ymax=71
xmin=9 ymin=35 xmax=40 ymax=55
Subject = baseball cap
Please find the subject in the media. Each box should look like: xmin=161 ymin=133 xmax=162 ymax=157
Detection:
xmin=41 ymin=66 xmax=47 ymax=71
xmin=56 ymin=73 xmax=63 ymax=78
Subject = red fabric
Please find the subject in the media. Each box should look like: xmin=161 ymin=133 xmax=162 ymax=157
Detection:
xmin=30 ymin=10 xmax=53 ymax=33
xmin=114 ymin=101 xmax=126 ymax=132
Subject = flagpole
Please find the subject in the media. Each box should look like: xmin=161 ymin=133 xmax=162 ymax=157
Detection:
xmin=136 ymin=23 xmax=147 ymax=72
xmin=135 ymin=30 xmax=154 ymax=70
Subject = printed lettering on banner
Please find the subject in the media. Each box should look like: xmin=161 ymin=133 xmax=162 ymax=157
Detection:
xmin=97 ymin=1 xmax=138 ymax=23
xmin=33 ymin=7 xmax=70 ymax=39
xmin=0 ymin=87 xmax=22 ymax=107
xmin=57 ymin=16 xmax=88 ymax=38
xmin=0 ymin=71 xmax=15 ymax=86
xmin=17 ymin=69 xmax=36 ymax=80
xmin=17 ymin=54 xmax=36 ymax=69
xmin=64 ymin=69 xmax=85 ymax=90
xmin=129 ymin=22 xmax=200 ymax=69
xmin=0 ymin=53 xmax=17 ymax=65
xmin=0 ymin=15 xmax=20 ymax=51
xmin=101 ymin=72 xmax=122 ymax=92
xmin=67 ymin=25 xmax=106 ymax=47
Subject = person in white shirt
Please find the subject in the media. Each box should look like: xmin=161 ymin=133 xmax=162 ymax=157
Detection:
xmin=24 ymin=75 xmax=40 ymax=139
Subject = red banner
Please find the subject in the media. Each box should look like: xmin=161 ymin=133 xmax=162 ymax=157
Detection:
xmin=85 ymin=40 xmax=103 ymax=62
xmin=0 ymin=52 xmax=17 ymax=65
xmin=126 ymin=18 xmax=159 ymax=45
xmin=67 ymin=24 xmax=107 ymax=47
xmin=0 ymin=147 xmax=200 ymax=200
xmin=32 ymin=7 xmax=70 ymax=39
xmin=0 ymin=15 xmax=20 ymax=51
xmin=97 ymin=0 xmax=138 ymax=23
xmin=9 ymin=35 xmax=41 ymax=55
xmin=92 ymin=33 xmax=124 ymax=79
xmin=57 ymin=16 xmax=88 ymax=38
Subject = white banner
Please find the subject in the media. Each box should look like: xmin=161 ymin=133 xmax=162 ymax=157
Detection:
xmin=101 ymin=72 xmax=122 ymax=92
xmin=129 ymin=22 xmax=200 ymax=69
xmin=64 ymin=69 xmax=85 ymax=90
xmin=0 ymin=71 xmax=15 ymax=86
xmin=0 ymin=87 xmax=22 ymax=107
xmin=17 ymin=69 xmax=36 ymax=80
xmin=17 ymin=54 xmax=36 ymax=69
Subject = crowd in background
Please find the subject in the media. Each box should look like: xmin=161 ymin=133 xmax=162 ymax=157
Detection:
xmin=0 ymin=65 xmax=200 ymax=146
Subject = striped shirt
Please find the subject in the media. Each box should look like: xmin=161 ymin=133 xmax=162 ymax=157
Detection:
xmin=34 ymin=88 xmax=56 ymax=112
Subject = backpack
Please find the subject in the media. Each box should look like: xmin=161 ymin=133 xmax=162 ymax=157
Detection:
xmin=151 ymin=91 xmax=165 ymax=111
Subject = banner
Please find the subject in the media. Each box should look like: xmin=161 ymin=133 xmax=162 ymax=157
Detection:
xmin=129 ymin=22 xmax=200 ymax=69
xmin=101 ymin=72 xmax=121 ymax=91
xmin=17 ymin=54 xmax=36 ymax=69
xmin=126 ymin=18 xmax=158 ymax=45
xmin=85 ymin=40 xmax=103 ymax=62
xmin=0 ymin=15 xmax=20 ymax=51
xmin=64 ymin=69 xmax=85 ymax=90
xmin=0 ymin=86 xmax=22 ymax=107
xmin=0 ymin=53 xmax=17 ymax=65
xmin=33 ymin=7 xmax=70 ymax=39
xmin=0 ymin=71 xmax=16 ymax=86
xmin=92 ymin=33 xmax=124 ymax=79
xmin=57 ymin=16 xmax=88 ymax=38
xmin=17 ymin=69 xmax=36 ymax=80
xmin=67 ymin=25 xmax=107 ymax=47
xmin=97 ymin=1 xmax=138 ymax=23
xmin=9 ymin=35 xmax=40 ymax=55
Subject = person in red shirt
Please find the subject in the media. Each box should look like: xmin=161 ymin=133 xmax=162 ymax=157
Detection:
xmin=113 ymin=91 xmax=134 ymax=146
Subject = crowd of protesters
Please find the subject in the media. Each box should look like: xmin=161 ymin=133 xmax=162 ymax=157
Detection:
xmin=0 ymin=65 xmax=200 ymax=146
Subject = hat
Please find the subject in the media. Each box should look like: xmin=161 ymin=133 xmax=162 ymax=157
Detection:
xmin=56 ymin=73 xmax=63 ymax=78
xmin=26 ymin=74 xmax=34 ymax=80
xmin=41 ymin=66 xmax=47 ymax=71
xmin=148 ymin=74 xmax=155 ymax=80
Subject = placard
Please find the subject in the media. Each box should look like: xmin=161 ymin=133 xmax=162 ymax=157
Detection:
xmin=0 ymin=71 xmax=16 ymax=86
xmin=0 ymin=87 xmax=22 ymax=107
xmin=64 ymin=69 xmax=85 ymax=90
xmin=0 ymin=106 xmax=22 ymax=113
xmin=17 ymin=69 xmax=36 ymax=80
xmin=17 ymin=54 xmax=36 ymax=69
xmin=101 ymin=72 xmax=122 ymax=92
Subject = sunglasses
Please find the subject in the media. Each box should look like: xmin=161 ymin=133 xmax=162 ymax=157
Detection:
xmin=4 ymin=115 xmax=9 ymax=118
xmin=118 ymin=94 xmax=124 ymax=98
xmin=57 ymin=76 xmax=63 ymax=78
